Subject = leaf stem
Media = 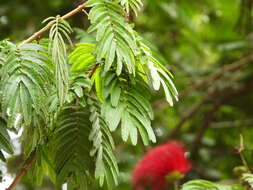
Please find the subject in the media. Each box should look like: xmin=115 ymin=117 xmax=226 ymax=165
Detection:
xmin=173 ymin=181 xmax=179 ymax=190
xmin=238 ymin=134 xmax=252 ymax=173
xmin=19 ymin=4 xmax=86 ymax=46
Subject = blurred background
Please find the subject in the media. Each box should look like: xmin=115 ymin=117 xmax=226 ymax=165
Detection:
xmin=1 ymin=0 xmax=253 ymax=189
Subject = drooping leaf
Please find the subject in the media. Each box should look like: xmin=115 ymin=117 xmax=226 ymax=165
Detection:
xmin=101 ymin=72 xmax=155 ymax=146
xmin=88 ymin=95 xmax=119 ymax=189
xmin=137 ymin=35 xmax=178 ymax=106
xmin=47 ymin=16 xmax=73 ymax=106
xmin=52 ymin=105 xmax=94 ymax=189
xmin=87 ymin=0 xmax=139 ymax=75
xmin=1 ymin=42 xmax=53 ymax=129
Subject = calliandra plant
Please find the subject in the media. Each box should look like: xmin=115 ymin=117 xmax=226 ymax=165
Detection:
xmin=132 ymin=141 xmax=191 ymax=190
xmin=0 ymin=0 xmax=178 ymax=189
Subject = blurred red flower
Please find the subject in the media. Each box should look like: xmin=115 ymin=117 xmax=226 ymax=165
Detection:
xmin=132 ymin=141 xmax=191 ymax=190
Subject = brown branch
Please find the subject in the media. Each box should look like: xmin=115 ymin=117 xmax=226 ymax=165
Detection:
xmin=19 ymin=4 xmax=86 ymax=46
xmin=161 ymin=54 xmax=253 ymax=140
xmin=88 ymin=64 xmax=99 ymax=78
xmin=191 ymin=101 xmax=223 ymax=155
xmin=180 ymin=54 xmax=253 ymax=98
xmin=167 ymin=95 xmax=211 ymax=139
xmin=6 ymin=154 xmax=36 ymax=190
xmin=210 ymin=119 xmax=253 ymax=129
xmin=191 ymin=81 xmax=253 ymax=155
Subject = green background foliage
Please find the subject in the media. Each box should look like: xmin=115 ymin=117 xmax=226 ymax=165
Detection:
xmin=1 ymin=0 xmax=253 ymax=189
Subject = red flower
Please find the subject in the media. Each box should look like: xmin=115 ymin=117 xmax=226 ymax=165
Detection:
xmin=132 ymin=141 xmax=191 ymax=190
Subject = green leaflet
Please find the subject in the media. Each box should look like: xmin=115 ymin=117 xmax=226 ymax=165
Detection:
xmin=137 ymin=35 xmax=179 ymax=106
xmin=52 ymin=105 xmax=94 ymax=189
xmin=121 ymin=111 xmax=138 ymax=145
xmin=93 ymin=66 xmax=105 ymax=102
xmin=26 ymin=147 xmax=56 ymax=186
xmin=87 ymin=0 xmax=138 ymax=75
xmin=0 ymin=117 xmax=13 ymax=155
xmin=0 ymin=42 xmax=53 ymax=129
xmin=46 ymin=16 xmax=73 ymax=106
xmin=101 ymin=101 xmax=124 ymax=131
xmin=110 ymin=83 xmax=121 ymax=107
xmin=88 ymin=96 xmax=119 ymax=189
xmin=101 ymin=72 xmax=155 ymax=145
xmin=181 ymin=180 xmax=240 ymax=190
xmin=68 ymin=43 xmax=96 ymax=72
xmin=85 ymin=0 xmax=101 ymax=7
xmin=120 ymin=0 xmax=143 ymax=16
xmin=47 ymin=72 xmax=91 ymax=112
xmin=241 ymin=173 xmax=253 ymax=188
xmin=0 ymin=0 xmax=180 ymax=188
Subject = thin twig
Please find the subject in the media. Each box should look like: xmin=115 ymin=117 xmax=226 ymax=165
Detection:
xmin=238 ymin=135 xmax=252 ymax=173
xmin=173 ymin=181 xmax=179 ymax=190
xmin=167 ymin=95 xmax=211 ymax=139
xmin=88 ymin=64 xmax=99 ymax=78
xmin=6 ymin=154 xmax=36 ymax=190
xmin=19 ymin=4 xmax=86 ymax=46
xmin=191 ymin=81 xmax=253 ymax=155
xmin=210 ymin=119 xmax=253 ymax=129
xmin=180 ymin=54 xmax=253 ymax=98
xmin=191 ymin=101 xmax=223 ymax=155
xmin=162 ymin=54 xmax=253 ymax=140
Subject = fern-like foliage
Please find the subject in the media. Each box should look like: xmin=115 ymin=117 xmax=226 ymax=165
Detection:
xmin=136 ymin=35 xmax=179 ymax=106
xmin=100 ymin=71 xmax=155 ymax=145
xmin=45 ymin=16 xmax=73 ymax=105
xmin=88 ymin=95 xmax=119 ymax=188
xmin=50 ymin=99 xmax=119 ymax=189
xmin=52 ymin=105 xmax=94 ymax=189
xmin=68 ymin=43 xmax=96 ymax=72
xmin=0 ymin=41 xmax=54 ymax=156
xmin=69 ymin=37 xmax=177 ymax=148
xmin=86 ymin=0 xmax=139 ymax=75
xmin=47 ymin=72 xmax=92 ymax=115
xmin=66 ymin=73 xmax=92 ymax=103
xmin=0 ymin=42 xmax=53 ymax=129
xmin=120 ymin=0 xmax=143 ymax=16
xmin=0 ymin=40 xmax=8 ymax=69
xmin=181 ymin=180 xmax=242 ymax=190
xmin=0 ymin=41 xmax=14 ymax=160
xmin=0 ymin=0 xmax=179 ymax=188
xmin=241 ymin=173 xmax=253 ymax=188
xmin=25 ymin=146 xmax=56 ymax=186
xmin=0 ymin=115 xmax=13 ymax=160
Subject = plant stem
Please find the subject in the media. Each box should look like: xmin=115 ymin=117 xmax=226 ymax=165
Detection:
xmin=238 ymin=135 xmax=251 ymax=173
xmin=6 ymin=154 xmax=36 ymax=190
xmin=173 ymin=181 xmax=179 ymax=190
xmin=179 ymin=54 xmax=253 ymax=98
xmin=19 ymin=4 xmax=86 ymax=46
xmin=240 ymin=152 xmax=251 ymax=173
